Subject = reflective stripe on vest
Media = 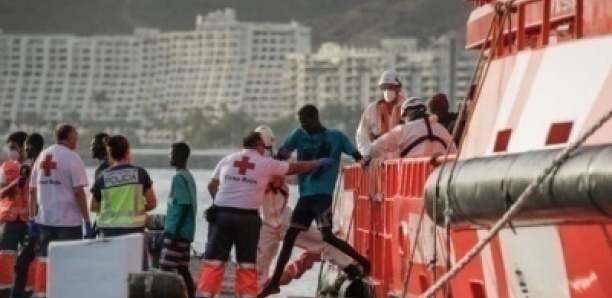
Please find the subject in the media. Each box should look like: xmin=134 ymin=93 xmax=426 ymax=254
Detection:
xmin=97 ymin=183 xmax=146 ymax=228
xmin=0 ymin=161 xmax=29 ymax=222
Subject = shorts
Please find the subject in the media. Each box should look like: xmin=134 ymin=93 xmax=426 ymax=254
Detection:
xmin=159 ymin=237 xmax=191 ymax=269
xmin=290 ymin=194 xmax=333 ymax=231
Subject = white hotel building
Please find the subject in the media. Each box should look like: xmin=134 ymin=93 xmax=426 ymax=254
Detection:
xmin=0 ymin=9 xmax=476 ymax=138
xmin=284 ymin=34 xmax=478 ymax=113
xmin=0 ymin=9 xmax=310 ymax=126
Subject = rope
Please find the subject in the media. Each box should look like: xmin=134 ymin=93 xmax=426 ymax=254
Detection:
xmin=419 ymin=106 xmax=612 ymax=298
xmin=400 ymin=205 xmax=426 ymax=298
xmin=429 ymin=3 xmax=513 ymax=295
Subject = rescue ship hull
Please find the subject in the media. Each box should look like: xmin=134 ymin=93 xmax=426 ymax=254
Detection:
xmin=336 ymin=1 xmax=612 ymax=297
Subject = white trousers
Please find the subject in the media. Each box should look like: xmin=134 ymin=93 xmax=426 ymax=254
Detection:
xmin=256 ymin=221 xmax=353 ymax=289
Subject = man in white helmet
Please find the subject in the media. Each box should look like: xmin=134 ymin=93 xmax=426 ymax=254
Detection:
xmin=356 ymin=69 xmax=408 ymax=157
xmin=253 ymin=125 xmax=361 ymax=291
xmin=365 ymin=97 xmax=456 ymax=160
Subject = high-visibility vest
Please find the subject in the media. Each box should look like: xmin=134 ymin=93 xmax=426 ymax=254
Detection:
xmin=374 ymin=100 xmax=402 ymax=140
xmin=97 ymin=182 xmax=146 ymax=228
xmin=0 ymin=160 xmax=29 ymax=222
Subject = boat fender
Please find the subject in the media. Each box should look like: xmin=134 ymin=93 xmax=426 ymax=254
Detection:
xmin=338 ymin=278 xmax=376 ymax=298
xmin=129 ymin=272 xmax=187 ymax=298
xmin=425 ymin=144 xmax=612 ymax=227
xmin=318 ymin=263 xmax=345 ymax=296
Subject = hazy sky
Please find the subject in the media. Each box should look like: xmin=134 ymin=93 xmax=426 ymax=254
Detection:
xmin=0 ymin=0 xmax=469 ymax=46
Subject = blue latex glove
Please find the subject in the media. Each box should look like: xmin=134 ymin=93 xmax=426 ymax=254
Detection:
xmin=27 ymin=219 xmax=39 ymax=238
xmin=318 ymin=157 xmax=335 ymax=167
xmin=361 ymin=156 xmax=373 ymax=169
xmin=84 ymin=221 xmax=95 ymax=239
xmin=16 ymin=175 xmax=26 ymax=188
xmin=276 ymin=147 xmax=293 ymax=161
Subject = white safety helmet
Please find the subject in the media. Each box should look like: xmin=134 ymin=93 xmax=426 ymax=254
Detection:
xmin=378 ymin=69 xmax=402 ymax=86
xmin=401 ymin=97 xmax=426 ymax=116
xmin=254 ymin=125 xmax=275 ymax=148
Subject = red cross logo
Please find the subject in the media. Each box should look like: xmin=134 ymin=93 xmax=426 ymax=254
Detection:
xmin=41 ymin=155 xmax=57 ymax=177
xmin=233 ymin=156 xmax=255 ymax=175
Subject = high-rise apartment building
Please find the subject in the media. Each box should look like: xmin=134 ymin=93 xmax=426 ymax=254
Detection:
xmin=284 ymin=36 xmax=478 ymax=113
xmin=0 ymin=34 xmax=142 ymax=124
xmin=0 ymin=9 xmax=310 ymax=126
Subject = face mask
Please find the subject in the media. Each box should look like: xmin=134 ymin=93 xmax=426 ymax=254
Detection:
xmin=7 ymin=149 xmax=20 ymax=161
xmin=383 ymin=90 xmax=397 ymax=103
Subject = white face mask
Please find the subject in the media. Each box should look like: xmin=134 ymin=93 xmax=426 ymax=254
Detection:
xmin=383 ymin=90 xmax=397 ymax=103
xmin=7 ymin=149 xmax=20 ymax=161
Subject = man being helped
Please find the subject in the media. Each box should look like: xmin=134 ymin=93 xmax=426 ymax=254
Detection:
xmin=253 ymin=125 xmax=360 ymax=291
xmin=356 ymin=69 xmax=407 ymax=157
xmin=159 ymin=142 xmax=197 ymax=298
xmin=91 ymin=135 xmax=157 ymax=237
xmin=11 ymin=133 xmax=44 ymax=298
xmin=259 ymin=105 xmax=371 ymax=298
xmin=0 ymin=132 xmax=29 ymax=298
xmin=30 ymin=124 xmax=94 ymax=298
xmin=196 ymin=132 xmax=334 ymax=298
xmin=366 ymin=98 xmax=456 ymax=160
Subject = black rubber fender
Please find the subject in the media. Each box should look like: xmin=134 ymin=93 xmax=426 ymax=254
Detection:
xmin=339 ymin=278 xmax=376 ymax=298
xmin=129 ymin=272 xmax=187 ymax=298
xmin=425 ymin=145 xmax=612 ymax=228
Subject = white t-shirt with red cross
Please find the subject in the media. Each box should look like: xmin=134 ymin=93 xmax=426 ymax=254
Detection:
xmin=211 ymin=149 xmax=289 ymax=210
xmin=30 ymin=144 xmax=89 ymax=227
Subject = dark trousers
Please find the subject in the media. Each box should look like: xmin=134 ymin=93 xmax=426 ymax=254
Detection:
xmin=0 ymin=221 xmax=27 ymax=298
xmin=99 ymin=227 xmax=148 ymax=270
xmin=10 ymin=234 xmax=36 ymax=298
xmin=37 ymin=225 xmax=82 ymax=257
xmin=204 ymin=208 xmax=261 ymax=264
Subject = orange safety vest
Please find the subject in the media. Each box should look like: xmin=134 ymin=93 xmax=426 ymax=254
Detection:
xmin=0 ymin=160 xmax=29 ymax=221
xmin=374 ymin=100 xmax=402 ymax=139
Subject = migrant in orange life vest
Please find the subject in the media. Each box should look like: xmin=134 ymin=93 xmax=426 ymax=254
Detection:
xmin=0 ymin=131 xmax=31 ymax=294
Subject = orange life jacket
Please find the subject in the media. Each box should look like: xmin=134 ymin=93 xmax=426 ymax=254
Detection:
xmin=0 ymin=160 xmax=29 ymax=222
xmin=374 ymin=99 xmax=402 ymax=139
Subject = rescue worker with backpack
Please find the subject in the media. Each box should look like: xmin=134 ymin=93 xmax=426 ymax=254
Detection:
xmin=365 ymin=97 xmax=456 ymax=160
xmin=0 ymin=132 xmax=29 ymax=298
xmin=253 ymin=125 xmax=360 ymax=291
xmin=356 ymin=69 xmax=408 ymax=157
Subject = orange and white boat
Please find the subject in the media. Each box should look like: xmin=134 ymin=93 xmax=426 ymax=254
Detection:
xmin=335 ymin=0 xmax=612 ymax=297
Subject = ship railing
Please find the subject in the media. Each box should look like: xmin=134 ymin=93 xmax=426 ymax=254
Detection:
xmin=340 ymin=155 xmax=455 ymax=298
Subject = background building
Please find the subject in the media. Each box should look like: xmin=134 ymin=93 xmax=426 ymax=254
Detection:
xmin=283 ymin=35 xmax=477 ymax=114
xmin=0 ymin=9 xmax=310 ymax=127
xmin=0 ymin=10 xmax=477 ymax=145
